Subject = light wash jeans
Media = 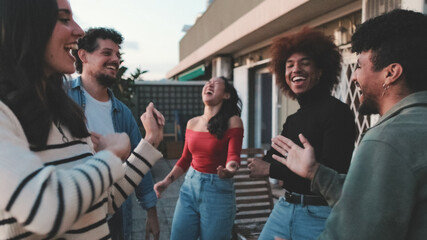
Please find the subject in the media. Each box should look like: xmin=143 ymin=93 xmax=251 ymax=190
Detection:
xmin=258 ymin=196 xmax=331 ymax=240
xmin=171 ymin=167 xmax=236 ymax=240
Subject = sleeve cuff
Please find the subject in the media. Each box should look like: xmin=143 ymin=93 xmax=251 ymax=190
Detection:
xmin=128 ymin=139 xmax=163 ymax=175
xmin=138 ymin=190 xmax=158 ymax=209
xmin=311 ymin=164 xmax=343 ymax=207
xmin=311 ymin=164 xmax=332 ymax=193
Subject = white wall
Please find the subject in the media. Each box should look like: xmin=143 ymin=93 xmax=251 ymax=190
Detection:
xmin=401 ymin=0 xmax=425 ymax=12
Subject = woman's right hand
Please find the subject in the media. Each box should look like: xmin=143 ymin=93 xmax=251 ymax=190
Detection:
xmin=92 ymin=132 xmax=131 ymax=162
xmin=153 ymin=179 xmax=170 ymax=198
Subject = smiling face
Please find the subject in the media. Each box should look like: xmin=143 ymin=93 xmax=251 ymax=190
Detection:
xmin=43 ymin=0 xmax=84 ymax=76
xmin=80 ymin=38 xmax=121 ymax=87
xmin=285 ymin=52 xmax=322 ymax=95
xmin=202 ymin=77 xmax=230 ymax=106
xmin=352 ymin=50 xmax=384 ymax=115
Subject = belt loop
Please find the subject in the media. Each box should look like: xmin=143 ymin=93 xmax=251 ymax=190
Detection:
xmin=189 ymin=167 xmax=195 ymax=179
xmin=301 ymin=194 xmax=305 ymax=206
xmin=210 ymin=174 xmax=214 ymax=184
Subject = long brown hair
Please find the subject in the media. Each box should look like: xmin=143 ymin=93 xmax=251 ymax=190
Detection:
xmin=0 ymin=0 xmax=89 ymax=147
xmin=207 ymin=77 xmax=242 ymax=139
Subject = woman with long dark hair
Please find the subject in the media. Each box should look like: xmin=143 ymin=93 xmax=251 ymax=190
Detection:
xmin=0 ymin=0 xmax=163 ymax=239
xmin=154 ymin=76 xmax=244 ymax=240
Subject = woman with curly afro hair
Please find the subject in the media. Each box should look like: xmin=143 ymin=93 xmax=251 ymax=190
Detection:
xmin=248 ymin=27 xmax=356 ymax=240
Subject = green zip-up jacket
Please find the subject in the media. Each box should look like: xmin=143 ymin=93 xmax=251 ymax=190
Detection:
xmin=314 ymin=91 xmax=427 ymax=240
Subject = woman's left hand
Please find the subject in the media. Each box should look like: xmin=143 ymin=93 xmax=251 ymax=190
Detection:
xmin=217 ymin=161 xmax=239 ymax=179
xmin=141 ymin=102 xmax=165 ymax=148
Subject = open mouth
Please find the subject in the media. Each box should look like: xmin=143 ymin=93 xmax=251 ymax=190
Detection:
xmin=106 ymin=65 xmax=117 ymax=71
xmin=291 ymin=76 xmax=306 ymax=83
xmin=64 ymin=43 xmax=78 ymax=54
xmin=205 ymin=88 xmax=214 ymax=95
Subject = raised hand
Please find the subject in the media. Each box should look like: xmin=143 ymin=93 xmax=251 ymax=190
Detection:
xmin=271 ymin=134 xmax=319 ymax=180
xmin=217 ymin=161 xmax=239 ymax=179
xmin=141 ymin=102 xmax=164 ymax=148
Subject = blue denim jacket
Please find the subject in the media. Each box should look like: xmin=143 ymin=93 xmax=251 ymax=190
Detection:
xmin=67 ymin=77 xmax=157 ymax=209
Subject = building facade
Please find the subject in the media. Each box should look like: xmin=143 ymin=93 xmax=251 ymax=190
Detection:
xmin=167 ymin=0 xmax=426 ymax=148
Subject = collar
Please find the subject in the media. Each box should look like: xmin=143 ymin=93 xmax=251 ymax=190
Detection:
xmin=71 ymin=76 xmax=120 ymax=112
xmin=296 ymin=85 xmax=329 ymax=107
xmin=70 ymin=76 xmax=83 ymax=89
xmin=371 ymin=91 xmax=427 ymax=129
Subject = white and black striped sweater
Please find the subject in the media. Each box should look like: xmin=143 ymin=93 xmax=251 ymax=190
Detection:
xmin=0 ymin=101 xmax=163 ymax=239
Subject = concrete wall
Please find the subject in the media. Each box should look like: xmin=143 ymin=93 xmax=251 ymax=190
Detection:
xmin=180 ymin=0 xmax=264 ymax=60
xmin=168 ymin=0 xmax=361 ymax=79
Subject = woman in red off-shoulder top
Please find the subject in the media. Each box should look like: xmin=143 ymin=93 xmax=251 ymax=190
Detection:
xmin=154 ymin=76 xmax=244 ymax=240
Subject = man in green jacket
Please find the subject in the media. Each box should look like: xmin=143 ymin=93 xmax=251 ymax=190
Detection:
xmin=270 ymin=9 xmax=427 ymax=240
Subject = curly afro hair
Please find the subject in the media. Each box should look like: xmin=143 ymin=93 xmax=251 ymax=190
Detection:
xmin=270 ymin=27 xmax=341 ymax=99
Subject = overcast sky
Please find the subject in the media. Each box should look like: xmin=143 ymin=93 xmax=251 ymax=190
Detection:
xmin=70 ymin=0 xmax=207 ymax=80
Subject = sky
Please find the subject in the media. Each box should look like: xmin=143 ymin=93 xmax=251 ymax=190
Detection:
xmin=70 ymin=0 xmax=207 ymax=80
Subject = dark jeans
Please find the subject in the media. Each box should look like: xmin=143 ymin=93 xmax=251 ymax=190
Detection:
xmin=108 ymin=207 xmax=124 ymax=240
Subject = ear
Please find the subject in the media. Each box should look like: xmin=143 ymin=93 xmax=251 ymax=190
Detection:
xmin=78 ymin=49 xmax=88 ymax=63
xmin=384 ymin=63 xmax=403 ymax=85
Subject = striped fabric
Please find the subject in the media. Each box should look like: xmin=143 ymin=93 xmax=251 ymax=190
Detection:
xmin=0 ymin=102 xmax=162 ymax=239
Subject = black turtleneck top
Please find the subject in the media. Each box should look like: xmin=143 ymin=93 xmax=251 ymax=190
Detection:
xmin=263 ymin=87 xmax=356 ymax=195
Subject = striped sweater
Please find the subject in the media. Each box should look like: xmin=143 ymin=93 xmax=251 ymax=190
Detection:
xmin=0 ymin=101 xmax=163 ymax=239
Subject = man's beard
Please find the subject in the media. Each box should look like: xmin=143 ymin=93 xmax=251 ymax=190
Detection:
xmin=358 ymin=95 xmax=379 ymax=116
xmin=95 ymin=73 xmax=116 ymax=88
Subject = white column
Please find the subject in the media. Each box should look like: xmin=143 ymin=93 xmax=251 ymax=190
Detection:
xmin=212 ymin=56 xmax=232 ymax=79
xmin=271 ymin=74 xmax=280 ymax=137
xmin=233 ymin=65 xmax=249 ymax=148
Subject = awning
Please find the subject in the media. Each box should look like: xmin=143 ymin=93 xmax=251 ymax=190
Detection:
xmin=178 ymin=64 xmax=205 ymax=81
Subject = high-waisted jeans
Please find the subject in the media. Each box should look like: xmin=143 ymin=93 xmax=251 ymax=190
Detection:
xmin=170 ymin=167 xmax=236 ymax=240
xmin=258 ymin=196 xmax=331 ymax=240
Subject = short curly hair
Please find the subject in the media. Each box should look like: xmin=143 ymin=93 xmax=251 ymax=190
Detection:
xmin=73 ymin=27 xmax=123 ymax=74
xmin=352 ymin=9 xmax=427 ymax=92
xmin=270 ymin=27 xmax=341 ymax=99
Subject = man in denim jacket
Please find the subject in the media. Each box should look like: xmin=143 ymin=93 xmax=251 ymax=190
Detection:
xmin=68 ymin=27 xmax=159 ymax=240
xmin=270 ymin=9 xmax=427 ymax=240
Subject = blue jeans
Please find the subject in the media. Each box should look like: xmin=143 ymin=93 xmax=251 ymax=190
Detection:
xmin=258 ymin=196 xmax=331 ymax=240
xmin=171 ymin=167 xmax=236 ymax=240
